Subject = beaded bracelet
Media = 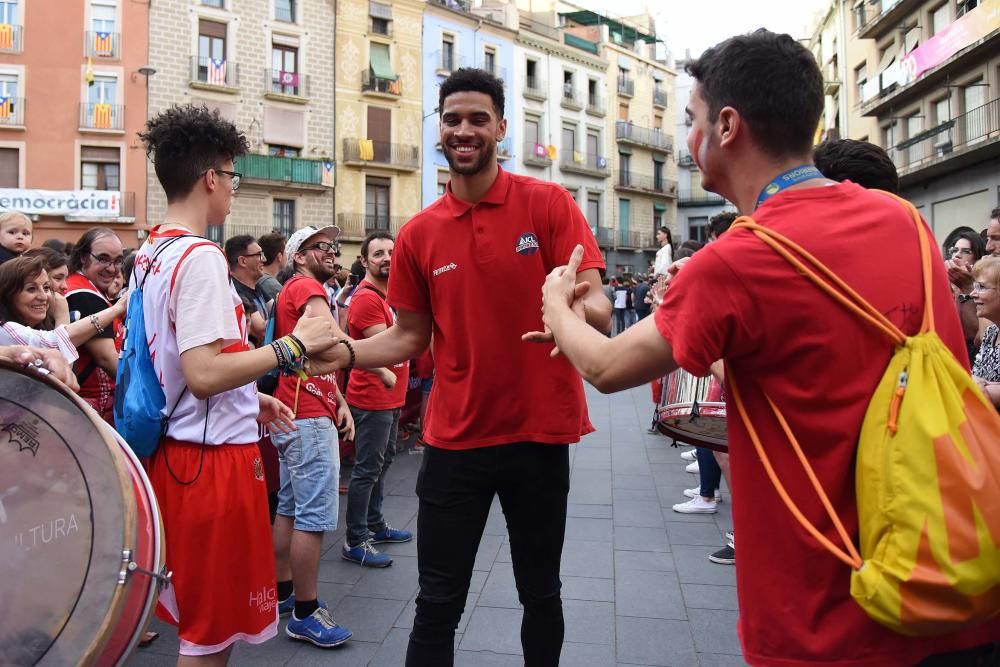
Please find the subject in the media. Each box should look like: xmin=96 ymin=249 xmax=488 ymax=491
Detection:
xmin=272 ymin=335 xmax=309 ymax=380
xmin=335 ymin=338 xmax=356 ymax=369
xmin=90 ymin=313 xmax=105 ymax=334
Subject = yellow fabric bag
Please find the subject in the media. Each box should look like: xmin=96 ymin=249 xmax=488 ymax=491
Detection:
xmin=728 ymin=191 xmax=1000 ymax=636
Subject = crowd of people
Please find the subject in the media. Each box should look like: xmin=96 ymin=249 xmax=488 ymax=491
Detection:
xmin=1 ymin=34 xmax=998 ymax=667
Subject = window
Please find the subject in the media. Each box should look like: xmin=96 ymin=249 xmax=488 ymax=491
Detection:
xmin=934 ymin=97 xmax=951 ymax=125
xmin=963 ymin=80 xmax=984 ymax=113
xmin=852 ymin=2 xmax=865 ymax=30
xmin=526 ymin=60 xmax=537 ymax=89
xmin=198 ymin=19 xmax=227 ymax=81
xmin=586 ymin=194 xmax=600 ymax=230
xmin=854 ymin=63 xmax=867 ymax=104
xmin=957 ymin=0 xmax=979 ymax=19
xmin=931 ymin=4 xmax=950 ymax=35
xmin=436 ymin=170 xmax=449 ymax=198
xmin=88 ymin=74 xmax=117 ymax=104
xmin=0 ymin=147 xmax=18 ymax=187
xmin=587 ymin=79 xmax=598 ymax=106
xmin=273 ymin=199 xmax=295 ymax=236
xmin=483 ymin=47 xmax=496 ymax=76
xmin=618 ymin=198 xmax=630 ymax=235
xmin=366 ymin=177 xmax=391 ymax=230
xmin=586 ymin=131 xmax=599 ymax=158
xmin=90 ymin=0 xmax=116 ymax=33
xmin=906 ymin=113 xmax=922 ymax=165
xmin=371 ymin=17 xmax=389 ymax=34
xmin=0 ymin=72 xmax=17 ymax=98
xmin=654 ymin=112 xmax=663 ymax=130
xmin=268 ymin=144 xmax=300 ymax=157
xmin=653 ymin=157 xmax=664 ymax=190
xmin=524 ymin=116 xmax=540 ymax=144
xmin=688 ymin=216 xmax=708 ymax=242
xmin=275 ymin=0 xmax=295 ymax=22
xmin=441 ymin=35 xmax=454 ymax=71
xmin=962 ymin=80 xmax=986 ymax=144
xmin=562 ymin=70 xmax=574 ymax=99
xmin=201 ymin=0 xmax=224 ymax=7
xmin=561 ymin=124 xmax=575 ymax=154
xmin=618 ymin=103 xmax=628 ymax=121
xmin=619 ymin=152 xmax=631 ymax=185
xmin=80 ymin=146 xmax=120 ymax=191
xmin=653 ymin=206 xmax=663 ymax=231
xmin=271 ymin=43 xmax=299 ymax=94
xmin=0 ymin=1 xmax=17 ymax=24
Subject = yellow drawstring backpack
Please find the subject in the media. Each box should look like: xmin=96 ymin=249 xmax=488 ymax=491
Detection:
xmin=727 ymin=191 xmax=1000 ymax=636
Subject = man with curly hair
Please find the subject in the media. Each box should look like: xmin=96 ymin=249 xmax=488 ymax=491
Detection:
xmin=135 ymin=105 xmax=342 ymax=665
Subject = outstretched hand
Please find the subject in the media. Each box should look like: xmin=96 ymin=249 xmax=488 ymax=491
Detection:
xmin=522 ymin=244 xmax=587 ymax=357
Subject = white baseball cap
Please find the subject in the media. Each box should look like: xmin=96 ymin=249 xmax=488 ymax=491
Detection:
xmin=285 ymin=225 xmax=341 ymax=266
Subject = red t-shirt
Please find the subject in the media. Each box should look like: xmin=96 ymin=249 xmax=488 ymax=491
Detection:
xmin=655 ymin=182 xmax=998 ymax=665
xmin=273 ymin=275 xmax=339 ymax=419
xmin=346 ymin=280 xmax=409 ymax=410
xmin=387 ymin=166 xmax=605 ymax=449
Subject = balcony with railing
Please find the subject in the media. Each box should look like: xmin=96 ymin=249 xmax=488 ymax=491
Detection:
xmin=616 ymin=171 xmax=678 ymax=197
xmin=678 ymin=189 xmax=726 ymax=205
xmin=477 ymin=62 xmax=507 ymax=82
xmin=594 ymin=226 xmax=614 ymax=248
xmin=617 ymin=228 xmax=642 ymax=248
xmin=84 ymin=30 xmax=119 ymax=58
xmin=190 ymin=56 xmax=239 ymax=90
xmin=434 ymin=50 xmax=469 ymax=75
xmin=523 ymin=141 xmax=552 ymax=167
xmin=524 ymin=76 xmax=546 ymax=101
xmin=497 ymin=137 xmax=514 ymax=161
xmin=586 ymin=92 xmax=605 ymax=117
xmin=0 ymin=24 xmax=23 ymax=53
xmin=617 ymin=77 xmax=634 ymax=97
xmin=677 ymin=151 xmax=696 ymax=168
xmin=855 ymin=0 xmax=921 ymax=40
xmin=264 ymin=69 xmax=310 ymax=100
xmin=361 ymin=71 xmax=402 ymax=97
xmin=234 ymin=154 xmax=333 ymax=190
xmin=342 ymin=138 xmax=419 ymax=172
xmin=616 ymin=121 xmax=672 ymax=153
xmin=559 ymin=152 xmax=610 ymax=178
xmin=79 ymin=102 xmax=124 ymax=131
xmin=368 ymin=16 xmax=393 ymax=37
xmin=892 ymin=97 xmax=1000 ymax=184
xmin=653 ymin=88 xmax=668 ymax=108
xmin=429 ymin=0 xmax=473 ymax=15
xmin=336 ymin=213 xmax=409 ymax=239
xmin=560 ymin=86 xmax=583 ymax=111
xmin=0 ymin=97 xmax=25 ymax=128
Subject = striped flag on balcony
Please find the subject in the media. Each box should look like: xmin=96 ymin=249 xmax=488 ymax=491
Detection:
xmin=321 ymin=161 xmax=335 ymax=187
xmin=0 ymin=24 xmax=13 ymax=50
xmin=93 ymin=31 xmax=114 ymax=56
xmin=359 ymin=139 xmax=375 ymax=161
xmin=387 ymin=77 xmax=401 ymax=95
xmin=0 ymin=97 xmax=11 ymax=119
xmin=207 ymin=59 xmax=227 ymax=86
xmin=93 ymin=103 xmax=113 ymax=129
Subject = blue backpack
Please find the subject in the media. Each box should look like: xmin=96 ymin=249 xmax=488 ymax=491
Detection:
xmin=114 ymin=235 xmax=189 ymax=457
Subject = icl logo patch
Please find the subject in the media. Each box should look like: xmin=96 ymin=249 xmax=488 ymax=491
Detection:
xmin=515 ymin=232 xmax=540 ymax=255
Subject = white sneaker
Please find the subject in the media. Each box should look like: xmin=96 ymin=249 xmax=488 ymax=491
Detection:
xmin=680 ymin=449 xmax=697 ymax=462
xmin=684 ymin=487 xmax=722 ymax=502
xmin=685 ymin=461 xmax=699 ymax=474
xmin=672 ymin=496 xmax=718 ymax=514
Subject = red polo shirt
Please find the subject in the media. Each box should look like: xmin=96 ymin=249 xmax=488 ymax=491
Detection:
xmin=387 ymin=166 xmax=604 ymax=449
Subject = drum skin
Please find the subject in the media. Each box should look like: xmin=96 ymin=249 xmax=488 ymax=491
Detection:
xmin=656 ymin=368 xmax=729 ymax=453
xmin=0 ymin=362 xmax=161 ymax=666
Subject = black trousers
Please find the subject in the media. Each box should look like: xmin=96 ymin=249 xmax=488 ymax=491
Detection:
xmin=405 ymin=442 xmax=570 ymax=667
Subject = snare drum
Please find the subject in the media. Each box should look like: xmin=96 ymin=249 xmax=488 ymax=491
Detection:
xmin=0 ymin=361 xmax=168 ymax=666
xmin=656 ymin=368 xmax=728 ymax=452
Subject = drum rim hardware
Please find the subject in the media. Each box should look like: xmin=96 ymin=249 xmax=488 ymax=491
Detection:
xmin=120 ymin=548 xmax=172 ymax=588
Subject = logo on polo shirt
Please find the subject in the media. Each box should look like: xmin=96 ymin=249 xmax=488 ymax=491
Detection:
xmin=515 ymin=233 xmax=540 ymax=256
xmin=433 ymin=262 xmax=458 ymax=276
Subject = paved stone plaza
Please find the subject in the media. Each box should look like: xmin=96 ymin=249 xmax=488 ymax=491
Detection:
xmin=128 ymin=385 xmax=746 ymax=666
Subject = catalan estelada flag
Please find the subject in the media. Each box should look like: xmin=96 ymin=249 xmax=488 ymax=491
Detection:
xmin=0 ymin=24 xmax=13 ymax=50
xmin=0 ymin=97 xmax=12 ymax=119
xmin=321 ymin=161 xmax=335 ymax=187
xmin=93 ymin=31 xmax=114 ymax=56
xmin=93 ymin=103 xmax=112 ymax=129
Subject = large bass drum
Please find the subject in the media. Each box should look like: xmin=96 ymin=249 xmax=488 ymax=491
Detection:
xmin=0 ymin=361 xmax=167 ymax=666
xmin=655 ymin=368 xmax=729 ymax=453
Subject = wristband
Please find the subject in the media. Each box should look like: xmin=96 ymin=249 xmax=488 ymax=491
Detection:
xmin=90 ymin=313 xmax=105 ymax=334
xmin=336 ymin=338 xmax=356 ymax=369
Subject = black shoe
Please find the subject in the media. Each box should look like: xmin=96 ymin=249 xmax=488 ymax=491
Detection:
xmin=709 ymin=543 xmax=735 ymax=565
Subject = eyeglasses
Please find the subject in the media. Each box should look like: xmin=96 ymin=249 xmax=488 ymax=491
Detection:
xmin=948 ymin=247 xmax=975 ymax=257
xmin=89 ymin=253 xmax=125 ymax=269
xmin=240 ymin=251 xmax=265 ymax=260
xmin=201 ymin=168 xmax=242 ymax=191
xmin=301 ymin=241 xmax=336 ymax=254
xmin=971 ymin=282 xmax=997 ymax=292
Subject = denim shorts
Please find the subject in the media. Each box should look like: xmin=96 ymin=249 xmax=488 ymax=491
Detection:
xmin=272 ymin=416 xmax=340 ymax=532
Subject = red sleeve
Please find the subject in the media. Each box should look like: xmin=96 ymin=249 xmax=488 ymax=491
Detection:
xmin=653 ymin=245 xmax=762 ymax=376
xmin=348 ymin=289 xmax=389 ymax=333
xmin=286 ymin=277 xmax=328 ymax=314
xmin=546 ymin=186 xmax=605 ymax=274
xmin=386 ymin=224 xmax=430 ymax=313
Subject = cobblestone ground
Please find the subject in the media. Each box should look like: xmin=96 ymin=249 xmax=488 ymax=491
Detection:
xmin=127 ymin=384 xmax=745 ymax=666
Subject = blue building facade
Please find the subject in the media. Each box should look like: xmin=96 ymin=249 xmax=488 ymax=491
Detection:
xmin=421 ymin=1 xmax=517 ymax=207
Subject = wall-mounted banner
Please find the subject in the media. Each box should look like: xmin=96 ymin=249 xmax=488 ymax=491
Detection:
xmin=899 ymin=0 xmax=999 ymax=85
xmin=0 ymin=189 xmax=121 ymax=216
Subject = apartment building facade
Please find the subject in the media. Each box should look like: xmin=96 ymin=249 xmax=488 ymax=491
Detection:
xmin=335 ymin=0 xmax=423 ymax=256
xmin=146 ymin=0 xmax=336 ymax=246
xmin=422 ymin=0 xmax=517 ymax=206
xmin=831 ymin=0 xmax=1000 ymax=243
xmin=0 ymin=0 xmax=149 ymax=246
xmin=561 ymin=7 xmax=677 ymax=274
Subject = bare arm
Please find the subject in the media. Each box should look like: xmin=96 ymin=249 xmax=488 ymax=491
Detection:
xmin=577 ymin=268 xmax=612 ymax=335
xmin=361 ymin=322 xmax=397 ymax=386
xmin=65 ymin=299 xmax=126 ymax=348
xmin=315 ymin=308 xmax=431 ymax=373
xmin=81 ymin=336 xmax=120 ymax=376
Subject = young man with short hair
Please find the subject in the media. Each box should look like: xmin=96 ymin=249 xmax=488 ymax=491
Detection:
xmin=319 ymin=68 xmax=611 ymax=666
xmin=257 ymin=230 xmax=287 ymax=301
xmin=342 ymin=230 xmax=412 ymax=568
xmin=540 ymin=30 xmax=999 ymax=666
xmin=136 ymin=105 xmax=339 ymax=666
xmin=270 ymin=224 xmax=355 ymax=648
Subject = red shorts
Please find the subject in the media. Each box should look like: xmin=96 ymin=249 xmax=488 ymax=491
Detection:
xmin=149 ymin=440 xmax=278 ymax=656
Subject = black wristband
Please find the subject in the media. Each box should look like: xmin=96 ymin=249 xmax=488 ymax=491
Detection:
xmin=287 ymin=333 xmax=307 ymax=356
xmin=337 ymin=338 xmax=356 ymax=369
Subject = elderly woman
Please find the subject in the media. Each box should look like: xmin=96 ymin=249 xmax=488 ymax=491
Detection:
xmin=971 ymin=256 xmax=1000 ymax=408
xmin=0 ymin=256 xmax=123 ymax=366
xmin=945 ymin=229 xmax=988 ymax=360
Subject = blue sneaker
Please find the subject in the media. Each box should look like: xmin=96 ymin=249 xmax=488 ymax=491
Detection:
xmin=370 ymin=524 xmax=413 ymax=544
xmin=341 ymin=539 xmax=393 ymax=567
xmin=285 ymin=607 xmax=352 ymax=648
xmin=278 ymin=595 xmax=328 ymax=617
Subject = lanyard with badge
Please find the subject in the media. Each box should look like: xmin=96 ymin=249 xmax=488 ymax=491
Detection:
xmin=755 ymin=165 xmax=824 ymax=210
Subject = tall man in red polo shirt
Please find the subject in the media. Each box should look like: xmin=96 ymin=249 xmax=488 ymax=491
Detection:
xmin=319 ymin=68 xmax=611 ymax=666
xmin=539 ymin=31 xmax=1000 ymax=666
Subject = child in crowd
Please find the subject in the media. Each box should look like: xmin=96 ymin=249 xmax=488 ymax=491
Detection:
xmin=0 ymin=211 xmax=32 ymax=265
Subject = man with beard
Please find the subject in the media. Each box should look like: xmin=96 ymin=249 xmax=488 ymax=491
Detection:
xmin=317 ymin=68 xmax=610 ymax=666
xmin=270 ymin=225 xmax=356 ymax=648
xmin=342 ymin=230 xmax=412 ymax=568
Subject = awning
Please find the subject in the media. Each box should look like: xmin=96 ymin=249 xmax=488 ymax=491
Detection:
xmin=652 ymin=70 xmax=663 ymax=81
xmin=369 ymin=43 xmax=394 ymax=79
xmin=653 ymin=203 xmax=666 ymax=212
xmin=560 ymin=10 xmax=657 ymax=44
xmin=618 ymin=55 xmax=632 ymax=69
xmin=617 ymin=145 xmax=632 ymax=155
